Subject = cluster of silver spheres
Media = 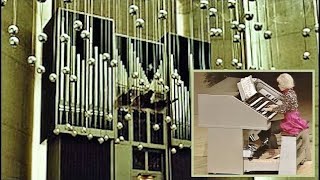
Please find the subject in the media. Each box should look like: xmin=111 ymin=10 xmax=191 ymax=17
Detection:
xmin=8 ymin=25 xmax=19 ymax=47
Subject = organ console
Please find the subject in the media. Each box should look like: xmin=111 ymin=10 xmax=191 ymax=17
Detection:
xmin=197 ymin=75 xmax=307 ymax=175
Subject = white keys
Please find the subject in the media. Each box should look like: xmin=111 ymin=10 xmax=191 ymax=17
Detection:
xmin=268 ymin=112 xmax=277 ymax=120
xmin=250 ymin=97 xmax=264 ymax=107
xmin=256 ymin=101 xmax=270 ymax=111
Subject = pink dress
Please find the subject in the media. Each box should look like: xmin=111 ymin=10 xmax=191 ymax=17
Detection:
xmin=274 ymin=89 xmax=309 ymax=135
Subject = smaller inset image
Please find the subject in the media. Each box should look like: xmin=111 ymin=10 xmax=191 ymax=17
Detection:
xmin=192 ymin=71 xmax=315 ymax=177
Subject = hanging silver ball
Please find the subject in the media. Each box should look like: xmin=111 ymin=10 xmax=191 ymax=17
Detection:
xmin=36 ymin=65 xmax=46 ymax=74
xmin=165 ymin=116 xmax=171 ymax=123
xmin=119 ymin=136 xmax=124 ymax=141
xmin=231 ymin=21 xmax=239 ymax=29
xmin=200 ymin=0 xmax=209 ymax=9
xmin=244 ymin=12 xmax=254 ymax=21
xmin=60 ymin=33 xmax=70 ymax=43
xmin=9 ymin=36 xmax=19 ymax=47
xmin=104 ymin=135 xmax=110 ymax=141
xmin=81 ymin=127 xmax=87 ymax=133
xmin=233 ymin=34 xmax=241 ymax=43
xmin=171 ymin=148 xmax=177 ymax=154
xmin=73 ymin=20 xmax=83 ymax=31
xmin=270 ymin=67 xmax=276 ymax=70
xmin=264 ymin=30 xmax=272 ymax=39
xmin=115 ymin=138 xmax=121 ymax=144
xmin=38 ymin=32 xmax=48 ymax=43
xmin=8 ymin=25 xmax=19 ymax=35
xmin=2 ymin=0 xmax=7 ymax=6
xmin=106 ymin=113 xmax=113 ymax=121
xmin=80 ymin=30 xmax=90 ymax=39
xmin=98 ymin=137 xmax=104 ymax=144
xmin=164 ymin=85 xmax=170 ymax=92
xmin=87 ymin=133 xmax=93 ymax=140
xmin=216 ymin=58 xmax=223 ymax=66
xmin=71 ymin=130 xmax=77 ymax=137
xmin=302 ymin=28 xmax=311 ymax=37
xmin=171 ymin=124 xmax=177 ymax=130
xmin=62 ymin=67 xmax=70 ymax=74
xmin=254 ymin=23 xmax=263 ymax=31
xmin=110 ymin=59 xmax=118 ymax=67
xmin=153 ymin=124 xmax=160 ymax=131
xmin=117 ymin=122 xmax=123 ymax=129
xmin=136 ymin=18 xmax=145 ymax=28
xmin=236 ymin=63 xmax=243 ymax=69
xmin=129 ymin=4 xmax=139 ymax=16
xmin=231 ymin=59 xmax=238 ymax=66
xmin=171 ymin=72 xmax=179 ymax=79
xmin=227 ymin=0 xmax=236 ymax=9
xmin=87 ymin=58 xmax=95 ymax=65
xmin=178 ymin=143 xmax=184 ymax=149
xmin=210 ymin=28 xmax=217 ymax=37
xmin=70 ymin=75 xmax=78 ymax=82
xmin=209 ymin=8 xmax=217 ymax=17
xmin=315 ymin=24 xmax=319 ymax=33
xmin=303 ymin=51 xmax=310 ymax=60
xmin=49 ymin=73 xmax=57 ymax=82
xmin=132 ymin=72 xmax=139 ymax=79
xmin=158 ymin=10 xmax=168 ymax=20
xmin=237 ymin=24 xmax=246 ymax=32
xmin=102 ymin=53 xmax=111 ymax=61
xmin=27 ymin=56 xmax=37 ymax=66
xmin=124 ymin=113 xmax=132 ymax=121
xmin=137 ymin=144 xmax=143 ymax=150
xmin=53 ymin=128 xmax=60 ymax=135
xmin=154 ymin=72 xmax=161 ymax=80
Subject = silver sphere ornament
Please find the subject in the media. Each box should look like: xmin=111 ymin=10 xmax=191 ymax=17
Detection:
xmin=106 ymin=113 xmax=113 ymax=121
xmin=165 ymin=116 xmax=171 ymax=123
xmin=158 ymin=10 xmax=168 ymax=20
xmin=8 ymin=25 xmax=19 ymax=35
xmin=81 ymin=127 xmax=87 ymax=133
xmin=171 ymin=124 xmax=177 ymax=130
xmin=178 ymin=143 xmax=184 ymax=149
xmin=98 ymin=137 xmax=104 ymax=144
xmin=9 ymin=36 xmax=19 ymax=47
xmin=231 ymin=59 xmax=238 ymax=66
xmin=104 ymin=135 xmax=110 ymax=141
xmin=36 ymin=65 xmax=46 ymax=74
xmin=171 ymin=148 xmax=177 ymax=154
xmin=124 ymin=113 xmax=132 ymax=121
xmin=80 ymin=30 xmax=90 ymax=39
xmin=102 ymin=53 xmax=111 ymax=61
xmin=2 ymin=0 xmax=7 ymax=6
xmin=115 ymin=138 xmax=120 ymax=144
xmin=200 ymin=0 xmax=209 ymax=9
xmin=49 ymin=73 xmax=57 ymax=82
xmin=227 ymin=0 xmax=236 ymax=9
xmin=233 ymin=34 xmax=241 ymax=43
xmin=71 ymin=130 xmax=77 ymax=137
xmin=236 ymin=63 xmax=243 ymax=69
xmin=117 ymin=122 xmax=124 ymax=129
xmin=209 ymin=8 xmax=217 ymax=17
xmin=60 ymin=33 xmax=70 ymax=43
xmin=153 ymin=124 xmax=160 ymax=131
xmin=210 ymin=28 xmax=217 ymax=37
xmin=132 ymin=72 xmax=139 ymax=79
xmin=215 ymin=28 xmax=223 ymax=36
xmin=129 ymin=4 xmax=139 ymax=16
xmin=119 ymin=136 xmax=124 ymax=141
xmin=136 ymin=18 xmax=145 ymax=28
xmin=70 ymin=75 xmax=77 ymax=82
xmin=245 ymin=13 xmax=254 ymax=21
xmin=27 ymin=56 xmax=37 ymax=66
xmin=65 ymin=123 xmax=73 ymax=131
xmin=137 ymin=144 xmax=144 ymax=150
xmin=302 ymin=28 xmax=311 ymax=37
xmin=216 ymin=58 xmax=223 ymax=66
xmin=303 ymin=52 xmax=310 ymax=60
xmin=53 ymin=128 xmax=60 ymax=135
xmin=164 ymin=85 xmax=170 ymax=92
xmin=231 ymin=21 xmax=239 ymax=29
xmin=110 ymin=59 xmax=118 ymax=67
xmin=264 ymin=31 xmax=272 ymax=39
xmin=254 ymin=23 xmax=263 ymax=31
xmin=87 ymin=58 xmax=95 ymax=65
xmin=87 ymin=133 xmax=93 ymax=140
xmin=73 ymin=20 xmax=83 ymax=31
xmin=62 ymin=67 xmax=70 ymax=74
xmin=38 ymin=32 xmax=48 ymax=43
xmin=237 ymin=24 xmax=246 ymax=32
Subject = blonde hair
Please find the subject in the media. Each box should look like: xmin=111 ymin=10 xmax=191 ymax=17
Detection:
xmin=277 ymin=73 xmax=295 ymax=89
